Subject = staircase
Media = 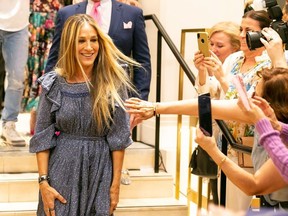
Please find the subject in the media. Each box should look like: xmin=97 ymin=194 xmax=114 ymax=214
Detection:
xmin=0 ymin=113 xmax=188 ymax=216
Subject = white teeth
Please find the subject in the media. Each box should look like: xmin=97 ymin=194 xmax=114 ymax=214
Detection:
xmin=82 ymin=53 xmax=93 ymax=57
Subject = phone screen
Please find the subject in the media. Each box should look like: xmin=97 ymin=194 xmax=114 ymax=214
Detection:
xmin=232 ymin=74 xmax=251 ymax=111
xmin=197 ymin=32 xmax=210 ymax=57
xmin=198 ymin=93 xmax=212 ymax=136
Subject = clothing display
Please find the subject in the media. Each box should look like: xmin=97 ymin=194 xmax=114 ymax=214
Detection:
xmin=30 ymin=72 xmax=132 ymax=215
xmin=23 ymin=0 xmax=61 ymax=111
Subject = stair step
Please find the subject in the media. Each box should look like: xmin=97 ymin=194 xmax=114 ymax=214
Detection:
xmin=120 ymin=170 xmax=173 ymax=198
xmin=117 ymin=198 xmax=188 ymax=216
xmin=0 ymin=202 xmax=37 ymax=215
xmin=0 ymin=173 xmax=39 ymax=203
xmin=0 ymin=171 xmax=173 ymax=202
xmin=0 ymin=147 xmax=37 ymax=173
xmin=122 ymin=142 xmax=155 ymax=170
xmin=0 ymin=198 xmax=188 ymax=216
xmin=0 ymin=142 xmax=155 ymax=173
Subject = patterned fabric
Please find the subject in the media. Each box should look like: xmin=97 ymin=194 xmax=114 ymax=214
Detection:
xmin=30 ymin=71 xmax=132 ymax=215
xmin=23 ymin=0 xmax=61 ymax=111
xmin=222 ymin=50 xmax=271 ymax=142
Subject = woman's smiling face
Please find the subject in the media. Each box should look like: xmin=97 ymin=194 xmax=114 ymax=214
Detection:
xmin=77 ymin=22 xmax=99 ymax=74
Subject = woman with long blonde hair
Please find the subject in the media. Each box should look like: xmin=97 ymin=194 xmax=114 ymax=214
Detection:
xmin=30 ymin=14 xmax=139 ymax=216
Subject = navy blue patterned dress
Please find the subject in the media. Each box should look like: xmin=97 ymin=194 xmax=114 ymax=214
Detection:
xmin=30 ymin=71 xmax=132 ymax=216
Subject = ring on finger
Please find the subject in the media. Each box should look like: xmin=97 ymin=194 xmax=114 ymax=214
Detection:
xmin=268 ymin=37 xmax=273 ymax=42
xmin=48 ymin=208 xmax=55 ymax=212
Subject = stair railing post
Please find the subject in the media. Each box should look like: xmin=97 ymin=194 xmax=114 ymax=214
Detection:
xmin=154 ymin=30 xmax=162 ymax=173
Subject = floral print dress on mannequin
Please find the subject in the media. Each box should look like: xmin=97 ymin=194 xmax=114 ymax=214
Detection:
xmin=23 ymin=0 xmax=61 ymax=112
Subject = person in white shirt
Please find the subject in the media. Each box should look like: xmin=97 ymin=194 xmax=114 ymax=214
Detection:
xmin=0 ymin=0 xmax=30 ymax=146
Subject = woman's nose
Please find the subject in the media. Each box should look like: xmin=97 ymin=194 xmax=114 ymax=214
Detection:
xmin=85 ymin=42 xmax=93 ymax=50
xmin=211 ymin=46 xmax=217 ymax=53
xmin=240 ymin=30 xmax=246 ymax=38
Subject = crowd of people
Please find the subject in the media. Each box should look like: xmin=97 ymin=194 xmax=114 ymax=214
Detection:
xmin=125 ymin=2 xmax=288 ymax=216
xmin=1 ymin=0 xmax=288 ymax=215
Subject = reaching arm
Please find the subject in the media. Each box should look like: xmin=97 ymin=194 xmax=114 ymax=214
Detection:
xmin=125 ymin=97 xmax=253 ymax=124
xmin=195 ymin=128 xmax=288 ymax=195
xmin=256 ymin=119 xmax=288 ymax=183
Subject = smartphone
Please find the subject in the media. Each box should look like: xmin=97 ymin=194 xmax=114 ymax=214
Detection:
xmin=198 ymin=93 xmax=212 ymax=137
xmin=197 ymin=32 xmax=210 ymax=57
xmin=232 ymin=74 xmax=251 ymax=111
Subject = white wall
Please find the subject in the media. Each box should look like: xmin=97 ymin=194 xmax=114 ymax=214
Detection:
xmin=136 ymin=0 xmax=244 ymax=194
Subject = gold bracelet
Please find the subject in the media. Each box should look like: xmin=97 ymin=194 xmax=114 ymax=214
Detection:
xmin=153 ymin=103 xmax=159 ymax=117
xmin=217 ymin=157 xmax=226 ymax=177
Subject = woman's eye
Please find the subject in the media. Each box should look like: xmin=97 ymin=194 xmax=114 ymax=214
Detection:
xmin=79 ymin=39 xmax=85 ymax=43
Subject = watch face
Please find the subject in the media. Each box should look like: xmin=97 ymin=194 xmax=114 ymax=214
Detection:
xmin=38 ymin=175 xmax=50 ymax=183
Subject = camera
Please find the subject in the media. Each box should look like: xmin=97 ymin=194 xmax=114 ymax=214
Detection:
xmin=246 ymin=0 xmax=288 ymax=50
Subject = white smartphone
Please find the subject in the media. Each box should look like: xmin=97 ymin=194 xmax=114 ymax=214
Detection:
xmin=232 ymin=74 xmax=251 ymax=111
xmin=197 ymin=32 xmax=210 ymax=57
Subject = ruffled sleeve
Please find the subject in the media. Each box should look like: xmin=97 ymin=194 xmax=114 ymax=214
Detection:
xmin=106 ymin=87 xmax=133 ymax=151
xmin=29 ymin=71 xmax=62 ymax=153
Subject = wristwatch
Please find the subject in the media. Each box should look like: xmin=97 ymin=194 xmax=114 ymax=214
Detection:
xmin=38 ymin=175 xmax=50 ymax=184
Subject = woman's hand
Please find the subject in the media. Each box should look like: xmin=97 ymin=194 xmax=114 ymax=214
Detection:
xmin=203 ymin=51 xmax=226 ymax=83
xmin=260 ymin=27 xmax=287 ymax=68
xmin=194 ymin=128 xmax=218 ymax=153
xmin=129 ymin=113 xmax=143 ymax=130
xmin=40 ymin=182 xmax=67 ymax=216
xmin=251 ymin=96 xmax=281 ymax=131
xmin=237 ymin=96 xmax=266 ymax=124
xmin=125 ymin=98 xmax=155 ymax=122
xmin=237 ymin=95 xmax=282 ymax=131
xmin=193 ymin=51 xmax=206 ymax=71
xmin=109 ymin=184 xmax=120 ymax=215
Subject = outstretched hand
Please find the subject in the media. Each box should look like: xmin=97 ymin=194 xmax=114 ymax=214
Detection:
xmin=237 ymin=95 xmax=281 ymax=131
xmin=125 ymin=98 xmax=155 ymax=128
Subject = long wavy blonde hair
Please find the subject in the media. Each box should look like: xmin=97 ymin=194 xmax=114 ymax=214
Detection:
xmin=55 ymin=14 xmax=140 ymax=133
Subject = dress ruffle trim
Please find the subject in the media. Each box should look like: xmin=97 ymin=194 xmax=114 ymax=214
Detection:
xmin=30 ymin=71 xmax=61 ymax=153
xmin=38 ymin=71 xmax=61 ymax=113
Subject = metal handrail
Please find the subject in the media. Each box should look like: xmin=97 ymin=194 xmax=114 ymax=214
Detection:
xmin=144 ymin=14 xmax=252 ymax=169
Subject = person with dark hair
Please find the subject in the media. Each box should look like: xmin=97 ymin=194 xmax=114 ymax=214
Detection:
xmin=125 ymin=67 xmax=288 ymax=210
xmin=30 ymin=14 xmax=139 ymax=215
xmin=193 ymin=10 xmax=272 ymax=211
xmin=211 ymin=10 xmax=273 ymax=211
xmin=126 ymin=17 xmax=288 ymax=212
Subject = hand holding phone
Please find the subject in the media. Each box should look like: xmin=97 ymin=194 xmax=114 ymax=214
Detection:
xmin=197 ymin=32 xmax=211 ymax=57
xmin=232 ymin=74 xmax=251 ymax=111
xmin=198 ymin=93 xmax=212 ymax=137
